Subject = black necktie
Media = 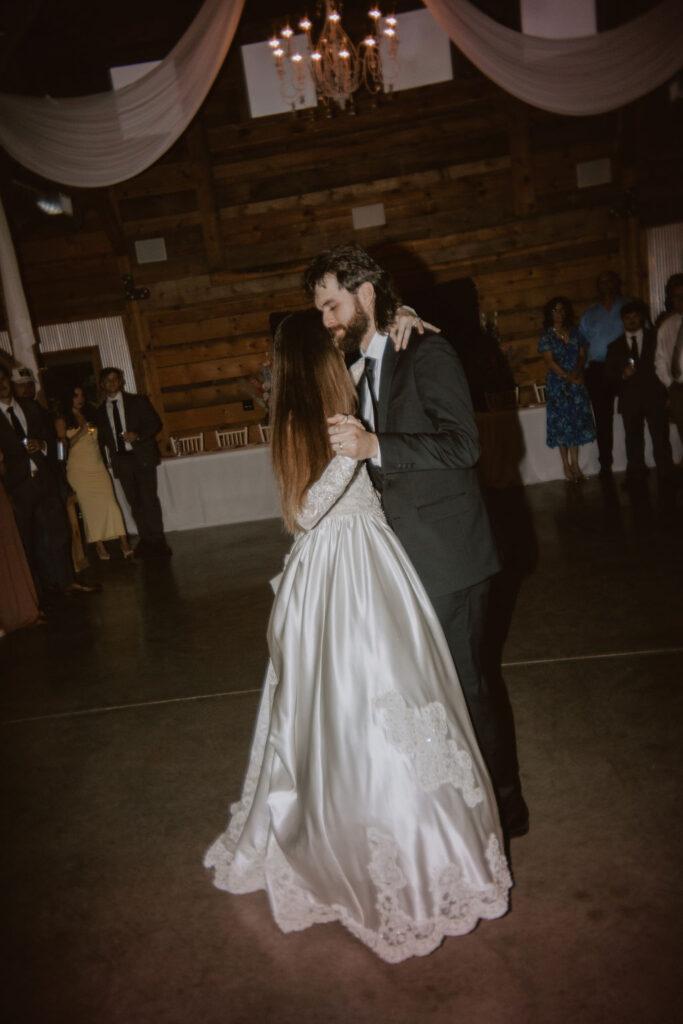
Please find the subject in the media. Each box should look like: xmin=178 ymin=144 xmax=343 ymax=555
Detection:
xmin=111 ymin=399 xmax=124 ymax=452
xmin=7 ymin=405 xmax=26 ymax=441
xmin=671 ymin=322 xmax=683 ymax=381
xmin=630 ymin=336 xmax=639 ymax=366
xmin=363 ymin=357 xmax=379 ymax=431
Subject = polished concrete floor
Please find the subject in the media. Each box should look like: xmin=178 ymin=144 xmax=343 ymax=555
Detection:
xmin=2 ymin=473 xmax=681 ymax=1024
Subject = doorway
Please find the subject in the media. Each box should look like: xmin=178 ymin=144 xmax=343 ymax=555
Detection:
xmin=40 ymin=346 xmax=102 ymax=419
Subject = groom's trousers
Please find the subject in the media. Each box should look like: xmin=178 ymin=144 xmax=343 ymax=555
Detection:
xmin=430 ymin=579 xmax=526 ymax=832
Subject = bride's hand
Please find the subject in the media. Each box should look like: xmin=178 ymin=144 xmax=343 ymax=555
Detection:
xmin=389 ymin=306 xmax=441 ymax=351
xmin=328 ymin=413 xmax=378 ymax=461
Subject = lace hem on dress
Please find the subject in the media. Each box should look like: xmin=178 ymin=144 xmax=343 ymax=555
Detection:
xmin=205 ymin=822 xmax=510 ymax=964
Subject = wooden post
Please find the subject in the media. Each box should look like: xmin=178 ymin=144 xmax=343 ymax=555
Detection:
xmin=121 ymin=289 xmax=170 ymax=455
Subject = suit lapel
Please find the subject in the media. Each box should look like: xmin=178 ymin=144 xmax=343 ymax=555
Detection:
xmin=378 ymin=341 xmax=399 ymax=434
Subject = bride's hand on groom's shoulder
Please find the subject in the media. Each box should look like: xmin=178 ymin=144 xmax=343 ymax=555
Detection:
xmin=328 ymin=414 xmax=378 ymax=461
xmin=389 ymin=307 xmax=441 ymax=351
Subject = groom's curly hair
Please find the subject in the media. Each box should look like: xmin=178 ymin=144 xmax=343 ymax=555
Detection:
xmin=303 ymin=244 xmax=400 ymax=334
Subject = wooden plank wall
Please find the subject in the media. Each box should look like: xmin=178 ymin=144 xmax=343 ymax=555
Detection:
xmin=9 ymin=63 xmax=680 ymax=448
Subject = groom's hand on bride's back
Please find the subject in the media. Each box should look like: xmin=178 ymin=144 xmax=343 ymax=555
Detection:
xmin=328 ymin=414 xmax=378 ymax=461
xmin=389 ymin=307 xmax=441 ymax=351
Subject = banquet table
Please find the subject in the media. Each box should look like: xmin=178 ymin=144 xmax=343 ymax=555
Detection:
xmin=475 ymin=405 xmax=682 ymax=488
xmin=112 ymin=443 xmax=281 ymax=535
xmin=111 ymin=413 xmax=682 ymax=534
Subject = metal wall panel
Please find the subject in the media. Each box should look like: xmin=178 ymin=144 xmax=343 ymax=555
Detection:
xmin=647 ymin=222 xmax=683 ymax=318
xmin=37 ymin=316 xmax=137 ymax=391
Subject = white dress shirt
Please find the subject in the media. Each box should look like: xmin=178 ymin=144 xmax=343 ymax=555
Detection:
xmin=353 ymin=331 xmax=388 ymax=467
xmin=655 ymin=313 xmax=683 ymax=388
xmin=106 ymin=391 xmax=133 ymax=451
xmin=626 ymin=328 xmax=643 ymax=359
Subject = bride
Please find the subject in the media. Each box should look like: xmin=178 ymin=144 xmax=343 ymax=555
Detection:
xmin=204 ymin=309 xmax=512 ymax=963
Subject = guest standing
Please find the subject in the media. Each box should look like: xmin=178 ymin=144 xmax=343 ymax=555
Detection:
xmin=0 ymin=453 xmax=43 ymax=634
xmin=654 ymin=273 xmax=683 ymax=453
xmin=538 ymin=296 xmax=596 ymax=481
xmin=95 ymin=368 xmax=171 ymax=558
xmin=56 ymin=386 xmax=133 ymax=561
xmin=0 ymin=364 xmax=97 ymax=602
xmin=579 ymin=271 xmax=629 ymax=478
xmin=605 ymin=301 xmax=674 ymax=490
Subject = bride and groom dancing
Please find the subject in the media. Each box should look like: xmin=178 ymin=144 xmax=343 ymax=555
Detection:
xmin=205 ymin=244 xmax=528 ymax=963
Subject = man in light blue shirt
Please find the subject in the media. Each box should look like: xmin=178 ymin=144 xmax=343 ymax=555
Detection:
xmin=579 ymin=271 xmax=630 ymax=477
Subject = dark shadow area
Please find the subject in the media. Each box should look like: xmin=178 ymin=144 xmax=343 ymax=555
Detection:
xmin=371 ymin=241 xmax=514 ymax=411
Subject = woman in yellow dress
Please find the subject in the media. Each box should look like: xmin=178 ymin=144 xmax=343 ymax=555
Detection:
xmin=56 ymin=386 xmax=133 ymax=560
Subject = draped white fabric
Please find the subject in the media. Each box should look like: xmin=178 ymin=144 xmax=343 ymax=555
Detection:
xmin=0 ymin=0 xmax=244 ymax=188
xmin=423 ymin=0 xmax=683 ymax=116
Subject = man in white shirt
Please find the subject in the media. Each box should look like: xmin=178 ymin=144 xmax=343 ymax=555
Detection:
xmin=655 ymin=273 xmax=683 ymax=451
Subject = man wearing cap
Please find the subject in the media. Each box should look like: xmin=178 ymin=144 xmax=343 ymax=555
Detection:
xmin=0 ymin=363 xmax=97 ymax=601
xmin=11 ymin=365 xmax=38 ymax=402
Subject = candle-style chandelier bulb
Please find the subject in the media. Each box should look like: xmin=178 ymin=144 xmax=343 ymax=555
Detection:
xmin=265 ymin=1 xmax=399 ymax=112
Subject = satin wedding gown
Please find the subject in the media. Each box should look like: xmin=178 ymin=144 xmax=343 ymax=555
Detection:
xmin=204 ymin=456 xmax=512 ymax=963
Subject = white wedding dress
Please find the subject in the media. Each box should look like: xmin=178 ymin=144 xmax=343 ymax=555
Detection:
xmin=204 ymin=456 xmax=512 ymax=963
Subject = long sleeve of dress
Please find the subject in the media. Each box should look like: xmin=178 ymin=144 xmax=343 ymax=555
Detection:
xmin=296 ymin=455 xmax=359 ymax=531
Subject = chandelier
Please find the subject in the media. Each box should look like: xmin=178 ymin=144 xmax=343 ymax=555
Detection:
xmin=267 ymin=3 xmax=399 ymax=113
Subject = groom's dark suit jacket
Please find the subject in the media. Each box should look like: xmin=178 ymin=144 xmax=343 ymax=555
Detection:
xmin=95 ymin=391 xmax=162 ymax=476
xmin=367 ymin=331 xmax=500 ymax=599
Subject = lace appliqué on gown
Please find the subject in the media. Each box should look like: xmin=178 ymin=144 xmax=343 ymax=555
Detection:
xmin=374 ymin=691 xmax=484 ymax=807
xmin=296 ymin=455 xmax=359 ymax=531
xmin=220 ymin=827 xmax=510 ymax=964
xmin=360 ymin=828 xmax=511 ymax=963
xmin=296 ymin=455 xmax=385 ymax=531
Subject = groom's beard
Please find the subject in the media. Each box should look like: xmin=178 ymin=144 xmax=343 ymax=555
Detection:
xmin=330 ymin=301 xmax=371 ymax=354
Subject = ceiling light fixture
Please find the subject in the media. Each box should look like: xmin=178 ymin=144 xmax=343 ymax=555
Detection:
xmin=266 ymin=2 xmax=399 ymax=113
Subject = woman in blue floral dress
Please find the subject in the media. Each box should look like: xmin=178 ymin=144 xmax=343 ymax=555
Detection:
xmin=538 ymin=296 xmax=596 ymax=481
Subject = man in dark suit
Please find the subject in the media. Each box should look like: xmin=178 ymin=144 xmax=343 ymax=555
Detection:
xmin=95 ymin=367 xmax=171 ymax=557
xmin=304 ymin=244 xmax=527 ymax=839
xmin=0 ymin=363 xmax=97 ymax=600
xmin=605 ymin=301 xmax=674 ymax=492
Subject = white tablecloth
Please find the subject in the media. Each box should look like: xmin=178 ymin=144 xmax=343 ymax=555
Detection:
xmin=111 ymin=415 xmax=682 ymax=533
xmin=112 ymin=444 xmax=281 ymax=534
xmin=476 ymin=406 xmax=682 ymax=487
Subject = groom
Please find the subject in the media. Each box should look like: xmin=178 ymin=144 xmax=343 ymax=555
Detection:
xmin=304 ymin=244 xmax=528 ymax=839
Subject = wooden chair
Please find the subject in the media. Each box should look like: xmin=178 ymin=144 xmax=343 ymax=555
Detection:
xmin=258 ymin=423 xmax=271 ymax=444
xmin=215 ymin=427 xmax=249 ymax=450
xmin=533 ymin=382 xmax=547 ymax=403
xmin=170 ymin=433 xmax=204 ymax=456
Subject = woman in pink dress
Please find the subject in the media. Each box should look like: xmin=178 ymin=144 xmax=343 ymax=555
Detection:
xmin=0 ymin=450 xmax=43 ymax=635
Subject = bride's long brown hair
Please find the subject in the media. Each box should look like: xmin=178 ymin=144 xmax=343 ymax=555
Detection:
xmin=271 ymin=309 xmax=358 ymax=533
